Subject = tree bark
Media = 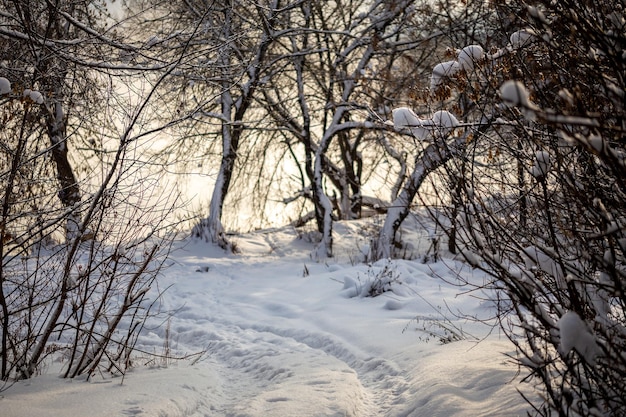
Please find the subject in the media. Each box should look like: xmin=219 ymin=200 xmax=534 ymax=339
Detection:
xmin=193 ymin=1 xmax=277 ymax=249
xmin=46 ymin=94 xmax=81 ymax=240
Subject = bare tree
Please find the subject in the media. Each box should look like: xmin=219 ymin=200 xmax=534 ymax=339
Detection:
xmin=132 ymin=0 xmax=457 ymax=259
xmin=1 ymin=1 xmax=121 ymax=239
xmin=368 ymin=0 xmax=503 ymax=260
xmin=134 ymin=0 xmax=292 ymax=250
xmin=0 ymin=63 xmax=185 ymax=381
xmin=260 ymin=0 xmax=427 ymax=258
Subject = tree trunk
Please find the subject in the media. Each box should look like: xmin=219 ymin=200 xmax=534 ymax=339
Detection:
xmin=311 ymin=125 xmax=337 ymax=259
xmin=46 ymin=95 xmax=81 ymax=240
xmin=194 ymin=122 xmax=236 ymax=250
xmin=35 ymin=5 xmax=83 ymax=241
xmin=192 ymin=2 xmax=276 ymax=250
xmin=371 ymin=135 xmax=468 ymax=260
xmin=193 ymin=83 xmax=236 ymax=250
xmin=337 ymin=131 xmax=363 ymax=220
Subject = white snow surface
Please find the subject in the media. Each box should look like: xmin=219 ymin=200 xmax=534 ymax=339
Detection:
xmin=1 ymin=218 xmax=529 ymax=416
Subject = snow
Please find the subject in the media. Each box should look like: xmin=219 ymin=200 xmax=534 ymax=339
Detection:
xmin=0 ymin=77 xmax=11 ymax=95
xmin=392 ymin=107 xmax=429 ymax=140
xmin=527 ymin=6 xmax=548 ymax=24
xmin=430 ymin=60 xmax=460 ymax=90
xmin=1 ymin=217 xmax=530 ymax=416
xmin=457 ymin=45 xmax=484 ymax=71
xmin=431 ymin=110 xmax=459 ymax=129
xmin=429 ymin=45 xmax=484 ymax=89
xmin=500 ymin=80 xmax=536 ymax=111
xmin=558 ymin=311 xmax=601 ymax=365
xmin=23 ymin=88 xmax=44 ymax=104
xmin=392 ymin=108 xmax=459 ymax=140
xmin=146 ymin=35 xmax=160 ymax=48
xmin=588 ymin=134 xmax=604 ymax=153
xmin=392 ymin=107 xmax=422 ymax=130
xmin=521 ymin=246 xmax=564 ymax=283
xmin=531 ymin=150 xmax=551 ymax=178
xmin=509 ymin=29 xmax=536 ymax=49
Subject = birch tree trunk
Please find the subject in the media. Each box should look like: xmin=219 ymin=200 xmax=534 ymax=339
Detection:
xmin=191 ymin=1 xmax=278 ymax=250
xmin=196 ymin=87 xmax=235 ymax=250
xmin=192 ymin=4 xmax=235 ymax=249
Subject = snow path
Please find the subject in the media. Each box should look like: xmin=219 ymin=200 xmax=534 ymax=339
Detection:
xmin=1 ymin=222 xmax=530 ymax=416
xmin=146 ymin=226 xmax=525 ymax=416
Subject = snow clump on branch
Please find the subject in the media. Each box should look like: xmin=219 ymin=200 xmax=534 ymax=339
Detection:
xmin=392 ymin=107 xmax=429 ymax=140
xmin=531 ymin=150 xmax=551 ymax=179
xmin=431 ymin=110 xmax=459 ymax=138
xmin=457 ymin=45 xmax=484 ymax=71
xmin=500 ymin=80 xmax=533 ymax=108
xmin=430 ymin=60 xmax=461 ymax=90
xmin=23 ymin=88 xmax=44 ymax=104
xmin=509 ymin=29 xmax=537 ymax=49
xmin=0 ymin=77 xmax=11 ymax=95
xmin=392 ymin=107 xmax=459 ymax=141
xmin=430 ymin=44 xmax=485 ymax=90
xmin=431 ymin=110 xmax=459 ymax=129
xmin=558 ymin=311 xmax=602 ymax=365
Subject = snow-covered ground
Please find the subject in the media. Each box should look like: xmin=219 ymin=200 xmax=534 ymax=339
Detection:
xmin=1 ymin=216 xmax=530 ymax=416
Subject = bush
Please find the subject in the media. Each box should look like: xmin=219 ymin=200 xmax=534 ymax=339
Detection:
xmin=441 ymin=1 xmax=626 ymax=415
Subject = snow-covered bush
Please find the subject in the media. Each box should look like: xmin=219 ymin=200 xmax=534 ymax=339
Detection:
xmin=374 ymin=0 xmax=626 ymax=414
xmin=430 ymin=2 xmax=626 ymax=415
xmin=341 ymin=260 xmax=404 ymax=298
xmin=0 ymin=86 xmax=176 ymax=381
xmin=362 ymin=261 xmax=403 ymax=298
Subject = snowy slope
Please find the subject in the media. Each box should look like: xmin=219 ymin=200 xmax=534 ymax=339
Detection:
xmin=1 ymin=218 xmax=530 ymax=416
